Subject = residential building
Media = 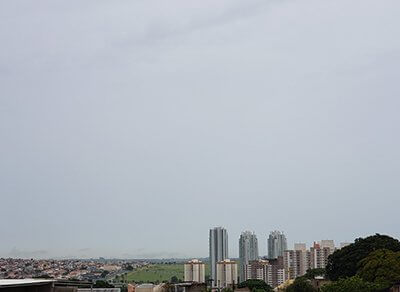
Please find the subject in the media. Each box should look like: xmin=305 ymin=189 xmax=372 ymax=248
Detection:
xmin=310 ymin=277 xmax=331 ymax=291
xmin=128 ymin=284 xmax=135 ymax=292
xmin=184 ymin=259 xmax=205 ymax=283
xmin=209 ymin=227 xmax=228 ymax=287
xmin=239 ymin=231 xmax=259 ymax=282
xmin=245 ymin=259 xmax=286 ymax=287
xmin=135 ymin=284 xmax=164 ymax=292
xmin=320 ymin=240 xmax=335 ymax=250
xmin=310 ymin=242 xmax=334 ymax=269
xmin=283 ymin=249 xmax=309 ymax=279
xmin=294 ymin=243 xmax=307 ymax=252
xmin=391 ymin=282 xmax=400 ymax=292
xmin=216 ymin=259 xmax=238 ymax=288
xmin=248 ymin=257 xmax=288 ymax=288
xmin=245 ymin=259 xmax=269 ymax=282
xmin=167 ymin=283 xmax=206 ymax=292
xmin=267 ymin=256 xmax=287 ymax=288
xmin=267 ymin=231 xmax=287 ymax=259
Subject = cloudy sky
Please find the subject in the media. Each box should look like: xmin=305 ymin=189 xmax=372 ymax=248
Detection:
xmin=1 ymin=0 xmax=400 ymax=259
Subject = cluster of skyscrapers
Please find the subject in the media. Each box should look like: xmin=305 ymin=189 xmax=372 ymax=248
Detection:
xmin=183 ymin=227 xmax=348 ymax=289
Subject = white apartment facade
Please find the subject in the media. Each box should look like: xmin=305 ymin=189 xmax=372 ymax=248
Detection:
xmin=245 ymin=259 xmax=287 ymax=288
xmin=216 ymin=259 xmax=238 ymax=288
xmin=184 ymin=259 xmax=205 ymax=283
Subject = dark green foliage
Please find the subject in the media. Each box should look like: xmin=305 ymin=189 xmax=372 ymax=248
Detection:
xmin=101 ymin=270 xmax=110 ymax=278
xmin=305 ymin=268 xmax=325 ymax=279
xmin=285 ymin=277 xmax=316 ymax=292
xmin=325 ymin=234 xmax=400 ymax=280
xmin=358 ymin=248 xmax=400 ymax=289
xmin=321 ymin=276 xmax=382 ymax=292
xmin=126 ymin=265 xmax=134 ymax=271
xmin=170 ymin=276 xmax=179 ymax=283
xmin=94 ymin=280 xmax=115 ymax=288
xmin=252 ymin=289 xmax=267 ymax=292
xmin=238 ymin=279 xmax=273 ymax=292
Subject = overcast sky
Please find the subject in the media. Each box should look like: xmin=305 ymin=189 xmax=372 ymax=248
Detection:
xmin=1 ymin=0 xmax=400 ymax=259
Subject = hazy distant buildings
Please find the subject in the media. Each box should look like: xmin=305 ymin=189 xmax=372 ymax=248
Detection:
xmin=216 ymin=259 xmax=238 ymax=288
xmin=267 ymin=231 xmax=287 ymax=259
xmin=209 ymin=227 xmax=228 ymax=287
xmin=184 ymin=259 xmax=205 ymax=283
xmin=239 ymin=231 xmax=259 ymax=282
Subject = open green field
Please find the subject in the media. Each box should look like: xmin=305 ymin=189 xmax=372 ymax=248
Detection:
xmin=124 ymin=263 xmax=184 ymax=283
xmin=121 ymin=263 xmax=210 ymax=284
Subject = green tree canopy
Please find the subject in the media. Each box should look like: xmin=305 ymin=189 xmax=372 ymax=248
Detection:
xmin=100 ymin=270 xmax=110 ymax=278
xmin=305 ymin=268 xmax=326 ymax=280
xmin=358 ymin=248 xmax=400 ymax=289
xmin=94 ymin=280 xmax=115 ymax=288
xmin=126 ymin=265 xmax=134 ymax=271
xmin=321 ymin=276 xmax=382 ymax=292
xmin=326 ymin=234 xmax=400 ymax=280
xmin=237 ymin=279 xmax=273 ymax=292
xmin=285 ymin=277 xmax=316 ymax=292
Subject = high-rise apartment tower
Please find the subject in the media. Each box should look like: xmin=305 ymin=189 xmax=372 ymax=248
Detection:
xmin=209 ymin=227 xmax=228 ymax=286
xmin=239 ymin=231 xmax=259 ymax=282
xmin=267 ymin=231 xmax=287 ymax=259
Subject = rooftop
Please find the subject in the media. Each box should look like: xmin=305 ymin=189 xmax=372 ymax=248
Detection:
xmin=137 ymin=284 xmax=155 ymax=288
xmin=0 ymin=279 xmax=54 ymax=288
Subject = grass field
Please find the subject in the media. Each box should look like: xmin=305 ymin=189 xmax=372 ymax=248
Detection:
xmin=121 ymin=263 xmax=210 ymax=284
xmin=124 ymin=263 xmax=184 ymax=283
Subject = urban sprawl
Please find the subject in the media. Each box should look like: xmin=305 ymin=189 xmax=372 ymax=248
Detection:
xmin=0 ymin=227 xmax=350 ymax=291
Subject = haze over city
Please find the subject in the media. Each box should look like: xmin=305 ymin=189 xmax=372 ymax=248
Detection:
xmin=1 ymin=0 xmax=399 ymax=260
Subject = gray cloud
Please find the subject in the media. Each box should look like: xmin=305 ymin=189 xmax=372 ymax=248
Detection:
xmin=0 ymin=0 xmax=400 ymax=259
